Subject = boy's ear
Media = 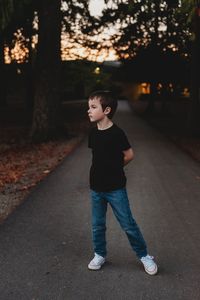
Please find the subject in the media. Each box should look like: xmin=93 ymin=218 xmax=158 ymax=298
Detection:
xmin=104 ymin=106 xmax=111 ymax=115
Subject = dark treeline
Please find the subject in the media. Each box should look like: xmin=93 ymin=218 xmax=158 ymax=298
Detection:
xmin=0 ymin=0 xmax=199 ymax=142
xmin=0 ymin=0 xmax=94 ymax=141
xmin=87 ymin=0 xmax=199 ymax=131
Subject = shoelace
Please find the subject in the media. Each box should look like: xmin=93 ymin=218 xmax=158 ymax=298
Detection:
xmin=93 ymin=254 xmax=103 ymax=264
xmin=141 ymin=255 xmax=155 ymax=267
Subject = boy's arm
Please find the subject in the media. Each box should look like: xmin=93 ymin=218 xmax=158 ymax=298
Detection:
xmin=123 ymin=148 xmax=134 ymax=166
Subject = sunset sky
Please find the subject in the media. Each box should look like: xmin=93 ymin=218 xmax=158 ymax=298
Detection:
xmin=62 ymin=0 xmax=118 ymax=62
xmin=5 ymin=0 xmax=118 ymax=63
xmin=87 ymin=0 xmax=118 ymax=61
xmin=89 ymin=0 xmax=105 ymax=16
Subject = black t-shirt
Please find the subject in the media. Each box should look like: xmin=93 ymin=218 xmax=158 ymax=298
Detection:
xmin=88 ymin=123 xmax=131 ymax=192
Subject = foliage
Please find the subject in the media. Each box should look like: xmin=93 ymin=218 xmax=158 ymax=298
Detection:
xmin=0 ymin=0 xmax=34 ymax=33
xmin=61 ymin=60 xmax=112 ymax=99
xmin=87 ymin=0 xmax=193 ymax=60
xmin=61 ymin=0 xmax=100 ymax=60
xmin=181 ymin=0 xmax=196 ymax=24
xmin=1 ymin=0 xmax=96 ymax=63
xmin=180 ymin=0 xmax=198 ymax=41
xmin=0 ymin=0 xmax=14 ymax=31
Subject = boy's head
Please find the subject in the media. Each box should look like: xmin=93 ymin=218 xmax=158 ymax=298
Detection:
xmin=88 ymin=90 xmax=118 ymax=120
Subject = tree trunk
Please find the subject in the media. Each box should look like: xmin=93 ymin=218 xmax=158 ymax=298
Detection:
xmin=187 ymin=6 xmax=200 ymax=134
xmin=0 ymin=38 xmax=7 ymax=108
xmin=30 ymin=0 xmax=62 ymax=142
xmin=25 ymin=14 xmax=35 ymax=117
xmin=145 ymin=1 xmax=160 ymax=114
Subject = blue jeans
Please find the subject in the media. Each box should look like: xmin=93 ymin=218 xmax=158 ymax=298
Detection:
xmin=90 ymin=188 xmax=147 ymax=259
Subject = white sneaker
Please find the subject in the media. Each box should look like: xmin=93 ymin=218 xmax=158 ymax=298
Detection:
xmin=140 ymin=254 xmax=158 ymax=275
xmin=88 ymin=253 xmax=106 ymax=270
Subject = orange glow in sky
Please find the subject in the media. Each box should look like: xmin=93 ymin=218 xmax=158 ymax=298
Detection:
xmin=62 ymin=0 xmax=118 ymax=61
xmin=5 ymin=0 xmax=118 ymax=63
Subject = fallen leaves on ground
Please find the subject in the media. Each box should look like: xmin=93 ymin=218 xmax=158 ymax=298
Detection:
xmin=0 ymin=101 xmax=90 ymax=223
xmin=0 ymin=137 xmax=84 ymax=192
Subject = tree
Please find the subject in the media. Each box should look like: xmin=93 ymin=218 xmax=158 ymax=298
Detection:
xmin=30 ymin=0 xmax=93 ymax=141
xmin=183 ymin=0 xmax=200 ymax=133
xmin=0 ymin=0 xmax=14 ymax=107
xmin=90 ymin=0 xmax=191 ymax=59
xmin=1 ymin=0 xmax=93 ymax=141
xmin=0 ymin=0 xmax=35 ymax=108
xmin=88 ymin=0 xmax=192 ymax=113
xmin=30 ymin=0 xmax=62 ymax=142
xmin=61 ymin=0 xmax=97 ymax=60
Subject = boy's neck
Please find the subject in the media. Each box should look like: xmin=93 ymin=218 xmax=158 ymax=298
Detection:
xmin=97 ymin=119 xmax=113 ymax=130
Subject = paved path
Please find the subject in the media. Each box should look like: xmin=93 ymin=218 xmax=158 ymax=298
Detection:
xmin=0 ymin=101 xmax=200 ymax=300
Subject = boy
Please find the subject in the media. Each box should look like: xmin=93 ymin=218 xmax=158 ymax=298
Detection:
xmin=87 ymin=90 xmax=158 ymax=275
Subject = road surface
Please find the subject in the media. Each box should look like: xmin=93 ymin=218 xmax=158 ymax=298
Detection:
xmin=0 ymin=101 xmax=200 ymax=299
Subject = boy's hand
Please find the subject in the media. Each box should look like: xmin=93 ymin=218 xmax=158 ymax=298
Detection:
xmin=123 ymin=148 xmax=134 ymax=166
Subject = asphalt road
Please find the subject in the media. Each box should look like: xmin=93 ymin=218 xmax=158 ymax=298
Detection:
xmin=0 ymin=101 xmax=200 ymax=300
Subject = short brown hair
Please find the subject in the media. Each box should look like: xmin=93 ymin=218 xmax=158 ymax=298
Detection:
xmin=89 ymin=90 xmax=118 ymax=119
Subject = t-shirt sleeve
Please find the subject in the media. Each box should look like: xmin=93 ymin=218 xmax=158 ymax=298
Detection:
xmin=119 ymin=130 xmax=131 ymax=151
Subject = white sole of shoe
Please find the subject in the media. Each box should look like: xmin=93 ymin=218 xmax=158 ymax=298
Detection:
xmin=88 ymin=261 xmax=105 ymax=271
xmin=144 ymin=264 xmax=158 ymax=275
xmin=88 ymin=265 xmax=102 ymax=270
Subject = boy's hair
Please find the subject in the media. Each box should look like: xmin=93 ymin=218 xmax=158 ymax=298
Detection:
xmin=89 ymin=90 xmax=118 ymax=119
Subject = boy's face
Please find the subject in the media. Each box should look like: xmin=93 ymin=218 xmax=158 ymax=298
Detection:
xmin=87 ymin=98 xmax=110 ymax=123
